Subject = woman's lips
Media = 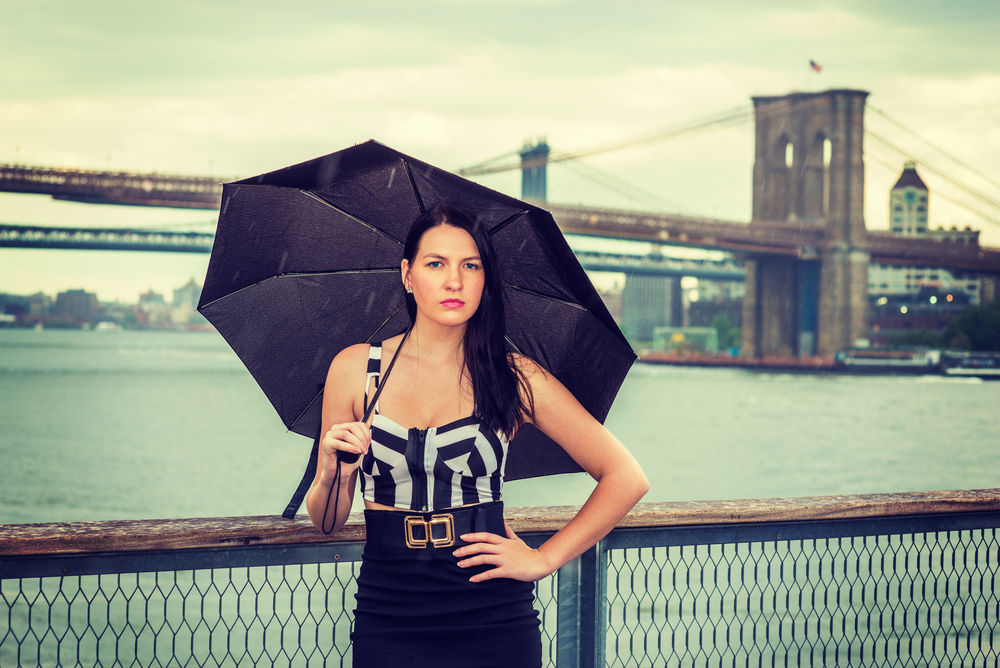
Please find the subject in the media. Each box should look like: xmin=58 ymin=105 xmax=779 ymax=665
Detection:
xmin=441 ymin=299 xmax=465 ymax=308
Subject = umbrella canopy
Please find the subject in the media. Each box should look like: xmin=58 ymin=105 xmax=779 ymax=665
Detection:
xmin=198 ymin=140 xmax=635 ymax=482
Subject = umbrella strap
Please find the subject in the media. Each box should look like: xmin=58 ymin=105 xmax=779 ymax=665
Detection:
xmin=281 ymin=437 xmax=318 ymax=519
xmin=281 ymin=326 xmax=411 ymax=521
xmin=361 ymin=325 xmax=410 ymax=423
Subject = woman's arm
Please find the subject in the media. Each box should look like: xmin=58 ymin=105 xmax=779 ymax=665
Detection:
xmin=304 ymin=344 xmax=371 ymax=535
xmin=455 ymin=358 xmax=649 ymax=582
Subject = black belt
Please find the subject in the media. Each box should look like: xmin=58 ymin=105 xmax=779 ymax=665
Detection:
xmin=364 ymin=501 xmax=505 ymax=549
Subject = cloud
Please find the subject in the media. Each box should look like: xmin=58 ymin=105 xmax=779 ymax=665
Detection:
xmin=2 ymin=0 xmax=1000 ymax=303
xmin=758 ymin=8 xmax=869 ymax=37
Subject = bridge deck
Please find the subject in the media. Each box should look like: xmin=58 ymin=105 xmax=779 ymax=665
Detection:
xmin=1 ymin=166 xmax=997 ymax=272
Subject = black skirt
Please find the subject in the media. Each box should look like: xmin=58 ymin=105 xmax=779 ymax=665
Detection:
xmin=351 ymin=502 xmax=542 ymax=668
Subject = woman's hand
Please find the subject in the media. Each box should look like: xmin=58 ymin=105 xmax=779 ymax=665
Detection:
xmin=453 ymin=523 xmax=555 ymax=583
xmin=319 ymin=421 xmax=371 ymax=484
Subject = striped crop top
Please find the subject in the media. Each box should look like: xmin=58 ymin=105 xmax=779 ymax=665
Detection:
xmin=359 ymin=343 xmax=510 ymax=512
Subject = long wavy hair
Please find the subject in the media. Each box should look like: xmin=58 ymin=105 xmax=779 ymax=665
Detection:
xmin=402 ymin=204 xmax=532 ymax=438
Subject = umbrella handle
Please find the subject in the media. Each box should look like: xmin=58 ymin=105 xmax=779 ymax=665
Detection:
xmin=337 ymin=326 xmax=411 ymax=465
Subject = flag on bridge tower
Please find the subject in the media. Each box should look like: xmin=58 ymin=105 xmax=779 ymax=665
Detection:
xmin=809 ymin=59 xmax=823 ymax=73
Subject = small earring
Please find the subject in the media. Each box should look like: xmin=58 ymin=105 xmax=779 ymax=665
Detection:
xmin=406 ymin=286 xmax=413 ymax=294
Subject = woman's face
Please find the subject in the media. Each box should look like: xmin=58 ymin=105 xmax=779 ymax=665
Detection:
xmin=402 ymin=224 xmax=485 ymax=328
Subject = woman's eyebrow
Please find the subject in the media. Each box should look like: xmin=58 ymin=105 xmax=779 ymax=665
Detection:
xmin=422 ymin=252 xmax=482 ymax=261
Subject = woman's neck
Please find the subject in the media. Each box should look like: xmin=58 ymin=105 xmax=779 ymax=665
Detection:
xmin=407 ymin=318 xmax=466 ymax=364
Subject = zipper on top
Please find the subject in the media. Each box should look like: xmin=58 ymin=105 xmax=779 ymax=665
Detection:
xmin=406 ymin=427 xmax=429 ymax=511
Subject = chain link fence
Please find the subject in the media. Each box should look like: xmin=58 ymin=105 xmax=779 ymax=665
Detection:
xmin=1 ymin=545 xmax=560 ymax=668
xmin=605 ymin=520 xmax=999 ymax=667
xmin=3 ymin=508 xmax=999 ymax=667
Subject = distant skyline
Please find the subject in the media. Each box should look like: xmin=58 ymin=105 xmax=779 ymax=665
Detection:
xmin=2 ymin=0 xmax=999 ymax=302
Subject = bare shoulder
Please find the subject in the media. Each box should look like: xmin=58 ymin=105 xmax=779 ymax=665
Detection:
xmin=327 ymin=342 xmax=371 ymax=379
xmin=324 ymin=343 xmax=372 ymax=421
xmin=380 ymin=332 xmax=406 ymax=359
xmin=509 ymin=352 xmax=559 ymax=397
xmin=510 ymin=352 xmax=547 ymax=379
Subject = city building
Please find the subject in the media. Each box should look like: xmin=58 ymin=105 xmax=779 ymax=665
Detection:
xmin=868 ymin=162 xmax=981 ymax=304
xmin=53 ymin=289 xmax=98 ymax=324
xmin=170 ymin=278 xmax=207 ymax=326
xmin=27 ymin=292 xmax=52 ymax=318
xmin=138 ymin=290 xmax=167 ymax=311
xmin=172 ymin=278 xmax=202 ymax=309
xmin=622 ymin=275 xmax=678 ymax=344
xmin=693 ymin=279 xmax=745 ymax=303
xmin=138 ymin=289 xmax=172 ymax=328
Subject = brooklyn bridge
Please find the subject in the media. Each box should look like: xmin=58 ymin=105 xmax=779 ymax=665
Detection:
xmin=2 ymin=89 xmax=998 ymax=358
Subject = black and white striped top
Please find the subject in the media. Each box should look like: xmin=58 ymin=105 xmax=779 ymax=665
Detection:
xmin=359 ymin=343 xmax=510 ymax=511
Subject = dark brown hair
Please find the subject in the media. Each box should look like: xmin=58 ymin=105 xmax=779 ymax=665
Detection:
xmin=403 ymin=204 xmax=531 ymax=437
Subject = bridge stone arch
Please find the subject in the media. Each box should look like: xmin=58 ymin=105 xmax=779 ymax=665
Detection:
xmin=743 ymin=89 xmax=870 ymax=358
xmin=802 ymin=130 xmax=830 ymax=218
xmin=769 ymin=133 xmax=794 ymax=221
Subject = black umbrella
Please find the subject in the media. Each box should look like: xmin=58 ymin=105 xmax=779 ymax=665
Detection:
xmin=197 ymin=140 xmax=635 ymax=515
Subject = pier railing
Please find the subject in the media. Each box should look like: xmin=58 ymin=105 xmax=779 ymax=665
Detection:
xmin=2 ymin=489 xmax=999 ymax=667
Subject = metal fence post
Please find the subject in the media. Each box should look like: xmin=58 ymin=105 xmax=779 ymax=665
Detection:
xmin=577 ymin=540 xmax=607 ymax=668
xmin=555 ymin=555 xmax=581 ymax=668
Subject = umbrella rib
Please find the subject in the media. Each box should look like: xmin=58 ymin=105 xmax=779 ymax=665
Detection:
xmin=365 ymin=302 xmax=409 ymax=344
xmin=503 ymin=283 xmax=587 ymax=310
xmin=281 ymin=269 xmax=398 ymax=277
xmin=287 ymin=302 xmax=408 ymax=433
xmin=300 ymin=190 xmax=404 ymax=245
xmin=401 ymin=159 xmax=425 ymax=215
xmin=486 ymin=210 xmax=529 ymax=236
xmin=288 ymin=390 xmax=323 ymax=435
xmin=197 ymin=269 xmax=399 ymax=310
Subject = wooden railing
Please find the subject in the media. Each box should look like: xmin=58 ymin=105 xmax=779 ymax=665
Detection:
xmin=3 ymin=489 xmax=999 ymax=667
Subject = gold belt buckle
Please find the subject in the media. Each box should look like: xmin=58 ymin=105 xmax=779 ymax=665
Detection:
xmin=404 ymin=513 xmax=455 ymax=549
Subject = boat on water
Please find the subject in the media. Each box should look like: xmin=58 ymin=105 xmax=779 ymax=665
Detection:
xmin=941 ymin=351 xmax=1000 ymax=378
xmin=833 ymin=349 xmax=1000 ymax=378
xmin=833 ymin=349 xmax=941 ymax=374
xmin=94 ymin=321 xmax=123 ymax=331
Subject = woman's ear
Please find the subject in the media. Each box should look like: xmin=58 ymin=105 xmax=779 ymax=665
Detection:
xmin=400 ymin=259 xmax=410 ymax=292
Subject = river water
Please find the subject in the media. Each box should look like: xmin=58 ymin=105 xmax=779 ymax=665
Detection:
xmin=2 ymin=329 xmax=998 ymax=525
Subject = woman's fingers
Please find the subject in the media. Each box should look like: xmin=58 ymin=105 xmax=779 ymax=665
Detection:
xmin=457 ymin=531 xmax=505 ymax=548
xmin=319 ymin=422 xmax=371 ymax=481
xmin=453 ymin=529 xmax=551 ymax=582
xmin=323 ymin=422 xmax=371 ymax=456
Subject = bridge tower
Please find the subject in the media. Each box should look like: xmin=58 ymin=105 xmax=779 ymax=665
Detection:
xmin=519 ymin=139 xmax=549 ymax=201
xmin=742 ymin=89 xmax=871 ymax=358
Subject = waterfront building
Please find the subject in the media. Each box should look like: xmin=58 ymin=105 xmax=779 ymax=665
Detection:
xmin=53 ymin=289 xmax=98 ymax=324
xmin=172 ymin=278 xmax=202 ymax=310
xmin=0 ymin=293 xmax=29 ymax=317
xmin=868 ymin=162 xmax=981 ymax=304
xmin=170 ymin=278 xmax=208 ymax=326
xmin=138 ymin=290 xmax=167 ymax=310
xmin=138 ymin=289 xmax=172 ymax=328
xmin=27 ymin=292 xmax=52 ymax=317
xmin=622 ymin=274 xmax=676 ymax=344
xmin=694 ymin=279 xmax=745 ymax=303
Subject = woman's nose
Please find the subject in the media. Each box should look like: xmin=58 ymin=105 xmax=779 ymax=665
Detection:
xmin=445 ymin=267 xmax=462 ymax=289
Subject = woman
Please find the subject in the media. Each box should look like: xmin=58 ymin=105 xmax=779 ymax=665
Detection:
xmin=306 ymin=204 xmax=648 ymax=667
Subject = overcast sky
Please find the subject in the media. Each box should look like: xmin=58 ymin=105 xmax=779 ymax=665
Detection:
xmin=2 ymin=0 xmax=999 ymax=303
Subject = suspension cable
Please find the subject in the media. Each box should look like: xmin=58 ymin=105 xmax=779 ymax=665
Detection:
xmin=556 ymin=159 xmax=695 ymax=213
xmin=459 ymin=95 xmax=850 ymax=177
xmin=866 ymin=130 xmax=1000 ymax=213
xmin=868 ymin=104 xmax=1000 ymax=192
xmin=866 ymin=151 xmax=1000 ymax=229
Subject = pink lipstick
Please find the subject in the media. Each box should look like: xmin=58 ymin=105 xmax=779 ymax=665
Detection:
xmin=441 ymin=299 xmax=465 ymax=308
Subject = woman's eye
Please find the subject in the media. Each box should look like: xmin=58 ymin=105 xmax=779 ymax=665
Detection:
xmin=464 ymin=262 xmax=480 ymax=270
xmin=428 ymin=261 xmax=442 ymax=268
